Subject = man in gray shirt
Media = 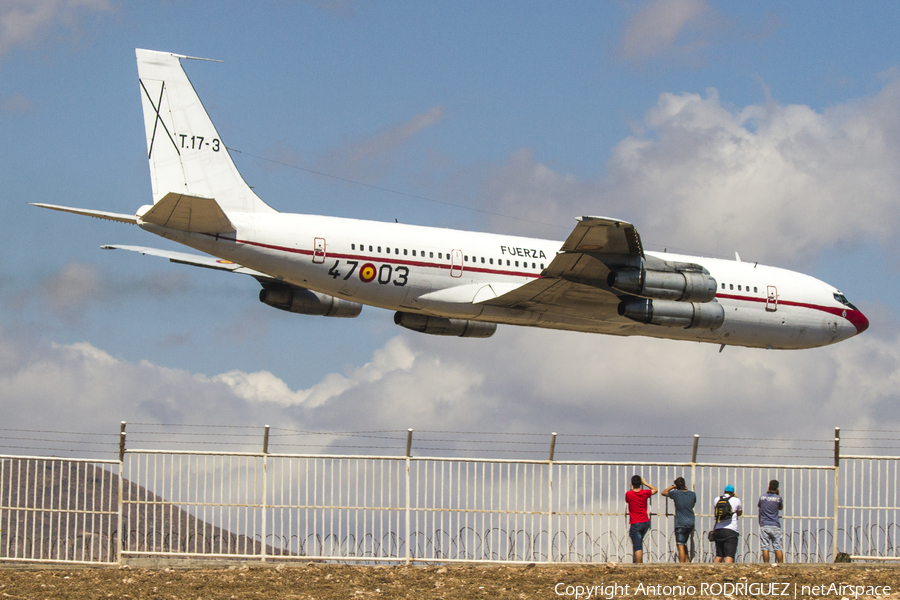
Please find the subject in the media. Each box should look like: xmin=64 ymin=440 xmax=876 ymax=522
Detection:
xmin=662 ymin=476 xmax=696 ymax=562
xmin=758 ymin=479 xmax=784 ymax=563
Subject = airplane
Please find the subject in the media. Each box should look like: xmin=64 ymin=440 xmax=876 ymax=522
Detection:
xmin=33 ymin=49 xmax=869 ymax=350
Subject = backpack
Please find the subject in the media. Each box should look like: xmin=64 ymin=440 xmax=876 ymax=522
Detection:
xmin=715 ymin=495 xmax=734 ymax=522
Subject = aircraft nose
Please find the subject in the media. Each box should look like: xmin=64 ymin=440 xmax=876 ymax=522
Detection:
xmin=850 ymin=310 xmax=869 ymax=335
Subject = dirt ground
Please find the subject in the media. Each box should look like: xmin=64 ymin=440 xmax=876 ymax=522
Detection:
xmin=1 ymin=562 xmax=899 ymax=600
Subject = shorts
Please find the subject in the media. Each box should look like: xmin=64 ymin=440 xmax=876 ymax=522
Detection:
xmin=674 ymin=526 xmax=694 ymax=546
xmin=629 ymin=521 xmax=651 ymax=552
xmin=760 ymin=525 xmax=783 ymax=551
xmin=714 ymin=528 xmax=739 ymax=559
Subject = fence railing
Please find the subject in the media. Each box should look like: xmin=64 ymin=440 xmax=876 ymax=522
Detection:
xmin=0 ymin=455 xmax=120 ymax=564
xmin=837 ymin=455 xmax=900 ymax=561
xmin=1 ymin=428 xmax=898 ymax=565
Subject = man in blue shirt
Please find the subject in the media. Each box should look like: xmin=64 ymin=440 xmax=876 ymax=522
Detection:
xmin=758 ymin=480 xmax=784 ymax=563
xmin=662 ymin=476 xmax=696 ymax=562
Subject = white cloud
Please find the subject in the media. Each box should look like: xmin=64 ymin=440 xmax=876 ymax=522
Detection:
xmin=483 ymin=78 xmax=900 ymax=266
xmin=213 ymin=336 xmax=417 ymax=407
xmin=604 ymin=82 xmax=900 ymax=262
xmin=265 ymin=106 xmax=447 ymax=184
xmin=2 ymin=319 xmax=897 ymax=462
xmin=402 ymin=328 xmax=899 ymax=446
xmin=482 ymin=147 xmax=596 ymax=237
xmin=0 ymin=93 xmax=33 ymax=113
xmin=317 ymin=105 xmax=446 ymax=181
xmin=0 ymin=0 xmax=113 ymax=59
xmin=18 ymin=260 xmax=195 ymax=322
xmin=41 ymin=260 xmax=101 ymax=312
xmin=619 ymin=0 xmax=717 ymax=65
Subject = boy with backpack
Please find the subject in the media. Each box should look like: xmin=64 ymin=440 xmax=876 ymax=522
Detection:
xmin=712 ymin=484 xmax=743 ymax=563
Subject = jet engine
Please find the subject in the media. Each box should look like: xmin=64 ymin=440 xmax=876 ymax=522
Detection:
xmin=394 ymin=312 xmax=497 ymax=338
xmin=618 ymin=298 xmax=724 ymax=330
xmin=608 ymin=268 xmax=717 ymax=303
xmin=259 ymin=284 xmax=362 ymax=318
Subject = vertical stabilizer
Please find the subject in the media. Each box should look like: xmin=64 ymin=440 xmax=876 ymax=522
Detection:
xmin=136 ymin=49 xmax=276 ymax=214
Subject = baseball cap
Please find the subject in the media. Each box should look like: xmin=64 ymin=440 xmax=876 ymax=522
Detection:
xmin=724 ymin=484 xmax=735 ymax=493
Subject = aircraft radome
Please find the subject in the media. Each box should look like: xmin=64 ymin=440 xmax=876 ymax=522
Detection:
xmin=34 ymin=49 xmax=869 ymax=350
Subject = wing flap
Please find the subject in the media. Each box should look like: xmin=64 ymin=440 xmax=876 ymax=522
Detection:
xmin=542 ymin=252 xmax=611 ymax=283
xmin=485 ymin=277 xmax=623 ymax=321
xmin=560 ymin=216 xmax=643 ymax=256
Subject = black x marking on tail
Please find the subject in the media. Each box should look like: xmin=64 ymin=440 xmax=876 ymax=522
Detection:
xmin=140 ymin=79 xmax=180 ymax=160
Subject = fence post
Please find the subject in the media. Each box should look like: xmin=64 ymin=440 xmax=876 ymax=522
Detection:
xmin=548 ymin=432 xmax=556 ymax=562
xmin=261 ymin=425 xmax=269 ymax=563
xmin=833 ymin=426 xmax=840 ymax=561
xmin=691 ymin=434 xmax=699 ymax=489
xmin=405 ymin=428 xmax=413 ymax=565
xmin=117 ymin=422 xmax=126 ymax=565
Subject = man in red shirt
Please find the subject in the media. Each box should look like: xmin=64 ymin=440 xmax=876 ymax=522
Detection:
xmin=625 ymin=475 xmax=658 ymax=563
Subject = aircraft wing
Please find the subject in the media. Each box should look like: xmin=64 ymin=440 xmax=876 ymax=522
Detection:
xmin=101 ymin=244 xmax=272 ymax=279
xmin=482 ymin=216 xmax=642 ymax=320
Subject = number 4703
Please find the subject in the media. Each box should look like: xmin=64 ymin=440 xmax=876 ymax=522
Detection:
xmin=328 ymin=260 xmax=408 ymax=286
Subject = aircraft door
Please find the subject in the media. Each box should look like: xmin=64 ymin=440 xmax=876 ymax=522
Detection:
xmin=451 ymin=249 xmax=463 ymax=278
xmin=313 ymin=238 xmax=326 ymax=264
xmin=766 ymin=286 xmax=778 ymax=312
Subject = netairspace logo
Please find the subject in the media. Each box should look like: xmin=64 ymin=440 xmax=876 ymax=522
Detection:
xmin=553 ymin=581 xmax=892 ymax=599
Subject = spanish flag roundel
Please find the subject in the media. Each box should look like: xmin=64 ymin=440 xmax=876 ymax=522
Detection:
xmin=359 ymin=263 xmax=377 ymax=282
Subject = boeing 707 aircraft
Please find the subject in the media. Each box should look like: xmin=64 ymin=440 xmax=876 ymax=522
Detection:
xmin=34 ymin=49 xmax=868 ymax=350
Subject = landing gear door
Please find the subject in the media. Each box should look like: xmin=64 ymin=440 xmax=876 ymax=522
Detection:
xmin=766 ymin=285 xmax=778 ymax=312
xmin=451 ymin=249 xmax=463 ymax=278
xmin=313 ymin=238 xmax=326 ymax=264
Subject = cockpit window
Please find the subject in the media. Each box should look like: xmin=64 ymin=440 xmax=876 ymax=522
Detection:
xmin=834 ymin=292 xmax=858 ymax=311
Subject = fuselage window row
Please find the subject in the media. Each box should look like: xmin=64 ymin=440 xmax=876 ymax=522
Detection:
xmin=721 ymin=282 xmax=759 ymax=294
xmin=348 ymin=243 xmax=543 ymax=272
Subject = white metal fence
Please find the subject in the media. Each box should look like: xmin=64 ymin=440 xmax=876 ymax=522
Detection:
xmin=838 ymin=456 xmax=900 ymax=561
xmin=0 ymin=456 xmax=120 ymax=564
xmin=1 ymin=431 xmax=898 ymax=565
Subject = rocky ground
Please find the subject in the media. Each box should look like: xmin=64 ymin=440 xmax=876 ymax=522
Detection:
xmin=0 ymin=562 xmax=898 ymax=599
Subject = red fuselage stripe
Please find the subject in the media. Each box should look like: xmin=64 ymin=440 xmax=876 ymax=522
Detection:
xmin=716 ymin=292 xmax=867 ymax=331
xmin=206 ymin=234 xmax=543 ymax=280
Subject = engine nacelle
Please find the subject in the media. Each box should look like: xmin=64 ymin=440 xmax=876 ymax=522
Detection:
xmin=618 ymin=298 xmax=724 ymax=330
xmin=608 ymin=268 xmax=717 ymax=303
xmin=394 ymin=312 xmax=497 ymax=338
xmin=259 ymin=285 xmax=362 ymax=318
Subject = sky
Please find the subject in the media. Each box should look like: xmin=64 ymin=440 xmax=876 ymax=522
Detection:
xmin=2 ymin=0 xmax=900 ymax=462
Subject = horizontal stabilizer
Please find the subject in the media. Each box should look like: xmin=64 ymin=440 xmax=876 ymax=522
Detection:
xmin=102 ymin=244 xmax=269 ymax=278
xmin=138 ymin=192 xmax=235 ymax=233
xmin=31 ymin=203 xmax=138 ymax=224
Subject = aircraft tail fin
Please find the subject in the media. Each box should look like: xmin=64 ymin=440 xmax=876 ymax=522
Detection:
xmin=135 ymin=49 xmax=276 ymax=214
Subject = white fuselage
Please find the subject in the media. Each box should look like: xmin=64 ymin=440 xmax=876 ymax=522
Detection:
xmin=142 ymin=211 xmax=868 ymax=350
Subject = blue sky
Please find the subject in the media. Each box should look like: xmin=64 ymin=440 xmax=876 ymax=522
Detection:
xmin=2 ymin=1 xmax=900 ymax=459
